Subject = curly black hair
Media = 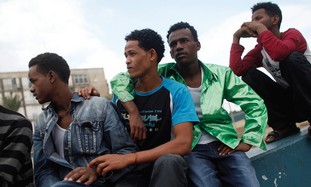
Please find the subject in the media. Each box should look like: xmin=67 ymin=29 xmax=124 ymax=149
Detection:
xmin=125 ymin=28 xmax=165 ymax=63
xmin=166 ymin=22 xmax=199 ymax=42
xmin=251 ymin=2 xmax=282 ymax=28
xmin=28 ymin=52 xmax=70 ymax=84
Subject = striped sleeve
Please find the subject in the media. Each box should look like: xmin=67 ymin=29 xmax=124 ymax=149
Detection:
xmin=0 ymin=108 xmax=33 ymax=186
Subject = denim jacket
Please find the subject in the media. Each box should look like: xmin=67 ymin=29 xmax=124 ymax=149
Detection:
xmin=110 ymin=61 xmax=267 ymax=150
xmin=33 ymin=93 xmax=138 ymax=187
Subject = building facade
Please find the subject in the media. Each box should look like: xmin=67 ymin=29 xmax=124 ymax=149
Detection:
xmin=0 ymin=68 xmax=110 ymax=124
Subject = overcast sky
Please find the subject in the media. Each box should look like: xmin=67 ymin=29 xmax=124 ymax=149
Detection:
xmin=1 ymin=0 xmax=311 ymax=88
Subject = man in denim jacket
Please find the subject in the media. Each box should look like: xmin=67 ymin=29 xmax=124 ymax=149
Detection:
xmin=29 ymin=52 xmax=137 ymax=187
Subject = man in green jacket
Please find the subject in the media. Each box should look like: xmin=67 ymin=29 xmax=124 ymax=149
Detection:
xmin=88 ymin=22 xmax=267 ymax=187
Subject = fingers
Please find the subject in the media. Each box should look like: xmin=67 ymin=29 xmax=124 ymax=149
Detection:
xmin=236 ymin=22 xmax=256 ymax=36
xmin=83 ymin=172 xmax=97 ymax=186
xmin=88 ymin=156 xmax=112 ymax=177
xmin=95 ymin=161 xmax=110 ymax=174
xmin=131 ymin=125 xmax=147 ymax=141
xmin=64 ymin=167 xmax=84 ymax=182
xmin=88 ymin=156 xmax=104 ymax=168
xmin=236 ymin=142 xmax=252 ymax=152
xmin=218 ymin=142 xmax=252 ymax=156
xmin=130 ymin=127 xmax=136 ymax=140
xmin=89 ymin=157 xmax=103 ymax=168
xmin=77 ymin=87 xmax=100 ymax=99
xmin=78 ymin=88 xmax=91 ymax=99
xmin=100 ymin=166 xmax=112 ymax=177
xmin=218 ymin=144 xmax=235 ymax=155
xmin=64 ymin=167 xmax=97 ymax=185
xmin=129 ymin=119 xmax=146 ymax=141
xmin=142 ymin=128 xmax=147 ymax=140
xmin=81 ymin=168 xmax=97 ymax=185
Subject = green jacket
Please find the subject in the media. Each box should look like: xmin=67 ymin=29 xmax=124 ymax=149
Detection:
xmin=110 ymin=61 xmax=267 ymax=150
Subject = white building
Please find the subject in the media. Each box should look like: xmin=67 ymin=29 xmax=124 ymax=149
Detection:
xmin=0 ymin=68 xmax=110 ymax=124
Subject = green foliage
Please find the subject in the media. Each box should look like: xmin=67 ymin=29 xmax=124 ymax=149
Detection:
xmin=2 ymin=93 xmax=22 ymax=112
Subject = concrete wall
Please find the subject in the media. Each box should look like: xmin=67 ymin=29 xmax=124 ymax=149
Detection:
xmin=247 ymin=126 xmax=311 ymax=187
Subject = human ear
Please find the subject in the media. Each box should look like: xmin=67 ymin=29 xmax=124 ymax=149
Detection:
xmin=48 ymin=70 xmax=56 ymax=83
xmin=196 ymin=41 xmax=201 ymax=51
xmin=272 ymin=15 xmax=280 ymax=27
xmin=170 ymin=50 xmax=174 ymax=59
xmin=149 ymin=49 xmax=157 ymax=62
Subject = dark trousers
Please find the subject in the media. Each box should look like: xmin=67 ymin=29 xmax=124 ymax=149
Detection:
xmin=242 ymin=52 xmax=311 ymax=130
xmin=115 ymin=154 xmax=188 ymax=187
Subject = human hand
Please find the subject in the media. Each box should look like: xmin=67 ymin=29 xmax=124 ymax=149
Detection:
xmin=234 ymin=25 xmax=258 ymax=38
xmin=78 ymin=86 xmax=100 ymax=99
xmin=64 ymin=167 xmax=98 ymax=185
xmin=241 ymin=21 xmax=267 ymax=35
xmin=88 ymin=153 xmax=136 ymax=177
xmin=129 ymin=112 xmax=146 ymax=142
xmin=218 ymin=142 xmax=252 ymax=155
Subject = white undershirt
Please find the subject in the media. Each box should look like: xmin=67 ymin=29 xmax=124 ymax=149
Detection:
xmin=187 ymin=68 xmax=218 ymax=144
xmin=52 ymin=124 xmax=66 ymax=158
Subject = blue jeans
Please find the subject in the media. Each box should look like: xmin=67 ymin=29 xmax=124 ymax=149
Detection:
xmin=185 ymin=141 xmax=260 ymax=187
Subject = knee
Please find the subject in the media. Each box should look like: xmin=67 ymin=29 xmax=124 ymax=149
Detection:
xmin=154 ymin=154 xmax=186 ymax=168
xmin=156 ymin=154 xmax=184 ymax=163
xmin=287 ymin=51 xmax=305 ymax=60
xmin=282 ymin=52 xmax=308 ymax=68
xmin=241 ymin=68 xmax=258 ymax=83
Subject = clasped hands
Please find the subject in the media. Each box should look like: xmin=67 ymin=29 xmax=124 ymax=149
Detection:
xmin=234 ymin=21 xmax=266 ymax=38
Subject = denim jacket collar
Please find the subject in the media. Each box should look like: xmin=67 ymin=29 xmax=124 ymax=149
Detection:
xmin=42 ymin=92 xmax=83 ymax=113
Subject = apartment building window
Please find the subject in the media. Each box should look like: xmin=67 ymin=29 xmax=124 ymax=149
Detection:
xmin=72 ymin=74 xmax=89 ymax=85
xmin=3 ymin=78 xmax=20 ymax=91
xmin=22 ymin=77 xmax=30 ymax=89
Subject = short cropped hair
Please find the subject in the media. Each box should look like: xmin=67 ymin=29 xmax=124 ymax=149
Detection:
xmin=125 ymin=29 xmax=165 ymax=63
xmin=28 ymin=52 xmax=70 ymax=84
xmin=251 ymin=2 xmax=282 ymax=28
xmin=166 ymin=22 xmax=199 ymax=42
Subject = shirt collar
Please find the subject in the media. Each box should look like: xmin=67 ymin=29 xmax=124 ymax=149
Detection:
xmin=166 ymin=60 xmax=218 ymax=84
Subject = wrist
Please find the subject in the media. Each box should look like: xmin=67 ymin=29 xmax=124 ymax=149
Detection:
xmin=256 ymin=25 xmax=267 ymax=35
xmin=130 ymin=152 xmax=138 ymax=165
xmin=128 ymin=110 xmax=141 ymax=120
xmin=233 ymin=34 xmax=240 ymax=44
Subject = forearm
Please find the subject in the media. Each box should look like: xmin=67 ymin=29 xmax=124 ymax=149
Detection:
xmin=133 ymin=123 xmax=193 ymax=165
xmin=241 ymin=100 xmax=267 ymax=148
xmin=225 ymin=70 xmax=267 ymax=149
xmin=233 ymin=33 xmax=241 ymax=44
xmin=232 ymin=90 xmax=267 ymax=148
xmin=133 ymin=138 xmax=191 ymax=165
xmin=121 ymin=101 xmax=139 ymax=115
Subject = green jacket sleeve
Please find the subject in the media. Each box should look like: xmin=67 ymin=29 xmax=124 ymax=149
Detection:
xmin=110 ymin=72 xmax=135 ymax=102
xmin=224 ymin=68 xmax=268 ymax=150
xmin=110 ymin=63 xmax=176 ymax=102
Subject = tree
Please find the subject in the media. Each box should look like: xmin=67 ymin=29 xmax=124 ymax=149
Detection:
xmin=2 ymin=93 xmax=22 ymax=112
